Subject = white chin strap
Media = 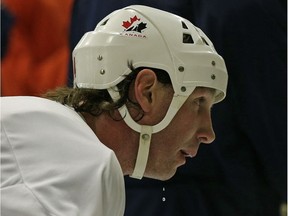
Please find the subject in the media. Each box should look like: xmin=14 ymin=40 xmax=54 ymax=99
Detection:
xmin=108 ymin=88 xmax=187 ymax=179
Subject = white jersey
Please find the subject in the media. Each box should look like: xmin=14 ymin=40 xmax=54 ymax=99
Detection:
xmin=1 ymin=96 xmax=125 ymax=216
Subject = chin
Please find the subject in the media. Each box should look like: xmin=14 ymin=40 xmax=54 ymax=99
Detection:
xmin=146 ymin=169 xmax=177 ymax=181
xmin=159 ymin=174 xmax=174 ymax=181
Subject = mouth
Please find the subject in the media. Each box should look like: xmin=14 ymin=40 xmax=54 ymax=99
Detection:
xmin=180 ymin=149 xmax=197 ymax=158
xmin=180 ymin=150 xmax=192 ymax=158
xmin=177 ymin=148 xmax=198 ymax=167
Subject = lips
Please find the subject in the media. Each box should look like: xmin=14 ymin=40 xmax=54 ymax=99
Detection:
xmin=180 ymin=148 xmax=197 ymax=158
xmin=181 ymin=150 xmax=192 ymax=158
xmin=177 ymin=147 xmax=199 ymax=167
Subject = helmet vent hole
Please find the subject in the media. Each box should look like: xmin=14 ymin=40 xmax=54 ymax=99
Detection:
xmin=201 ymin=36 xmax=209 ymax=46
xmin=181 ymin=21 xmax=188 ymax=29
xmin=100 ymin=19 xmax=109 ymax=26
xmin=183 ymin=33 xmax=194 ymax=44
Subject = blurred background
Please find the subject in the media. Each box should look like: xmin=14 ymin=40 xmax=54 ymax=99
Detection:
xmin=1 ymin=0 xmax=73 ymax=96
xmin=1 ymin=0 xmax=287 ymax=216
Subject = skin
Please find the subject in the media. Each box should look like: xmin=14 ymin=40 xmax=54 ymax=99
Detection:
xmin=83 ymin=69 xmax=216 ymax=181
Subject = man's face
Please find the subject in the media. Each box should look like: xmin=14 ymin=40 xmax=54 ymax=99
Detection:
xmin=145 ymin=87 xmax=216 ymax=180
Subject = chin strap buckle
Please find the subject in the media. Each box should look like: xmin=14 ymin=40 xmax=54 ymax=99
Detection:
xmin=130 ymin=125 xmax=152 ymax=179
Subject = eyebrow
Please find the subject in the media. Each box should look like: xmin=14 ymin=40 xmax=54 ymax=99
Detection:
xmin=195 ymin=87 xmax=216 ymax=95
xmin=194 ymin=87 xmax=217 ymax=106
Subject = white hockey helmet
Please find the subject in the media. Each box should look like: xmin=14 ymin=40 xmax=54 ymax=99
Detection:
xmin=73 ymin=5 xmax=228 ymax=179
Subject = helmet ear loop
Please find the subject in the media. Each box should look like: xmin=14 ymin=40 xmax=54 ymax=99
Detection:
xmin=126 ymin=97 xmax=144 ymax=122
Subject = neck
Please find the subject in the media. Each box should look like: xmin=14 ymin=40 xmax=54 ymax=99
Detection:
xmin=82 ymin=112 xmax=139 ymax=176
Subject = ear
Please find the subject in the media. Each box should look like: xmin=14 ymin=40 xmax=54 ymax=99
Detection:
xmin=134 ymin=69 xmax=157 ymax=113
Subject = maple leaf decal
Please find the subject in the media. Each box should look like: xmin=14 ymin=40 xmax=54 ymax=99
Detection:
xmin=122 ymin=15 xmax=140 ymax=29
xmin=121 ymin=15 xmax=147 ymax=35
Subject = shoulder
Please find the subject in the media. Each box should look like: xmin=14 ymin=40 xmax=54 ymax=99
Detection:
xmin=1 ymin=96 xmax=125 ymax=215
xmin=1 ymin=96 xmax=121 ymax=180
xmin=2 ymin=96 xmax=87 ymax=135
xmin=1 ymin=96 xmax=114 ymax=160
xmin=2 ymin=96 xmax=78 ymax=120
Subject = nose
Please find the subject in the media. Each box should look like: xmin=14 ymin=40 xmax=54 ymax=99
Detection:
xmin=198 ymin=127 xmax=215 ymax=144
xmin=197 ymin=114 xmax=215 ymax=144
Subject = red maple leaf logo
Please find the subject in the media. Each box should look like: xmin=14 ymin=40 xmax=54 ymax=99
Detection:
xmin=122 ymin=15 xmax=140 ymax=29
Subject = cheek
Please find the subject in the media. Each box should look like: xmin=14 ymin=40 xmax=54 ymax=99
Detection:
xmin=148 ymin=131 xmax=179 ymax=164
xmin=152 ymin=90 xmax=174 ymax=124
xmin=150 ymin=119 xmax=193 ymax=157
xmin=147 ymin=139 xmax=179 ymax=169
xmin=169 ymin=107 xmax=198 ymax=139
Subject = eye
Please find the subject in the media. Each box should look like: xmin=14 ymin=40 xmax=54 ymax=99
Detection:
xmin=193 ymin=99 xmax=200 ymax=106
xmin=193 ymin=97 xmax=205 ymax=106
